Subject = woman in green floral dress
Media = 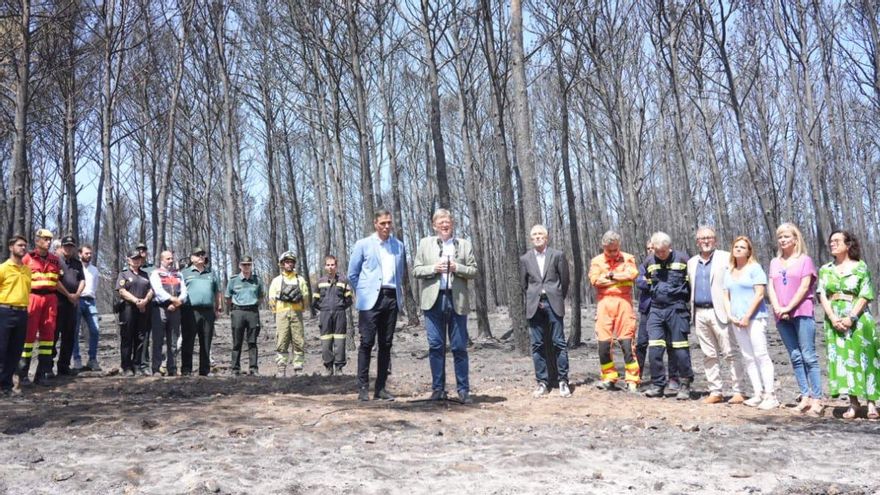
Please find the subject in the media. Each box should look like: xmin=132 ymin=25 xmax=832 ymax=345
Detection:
xmin=817 ymin=231 xmax=879 ymax=420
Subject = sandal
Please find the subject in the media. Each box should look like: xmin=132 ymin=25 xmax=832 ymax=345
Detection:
xmin=807 ymin=400 xmax=824 ymax=417
xmin=842 ymin=407 xmax=858 ymax=420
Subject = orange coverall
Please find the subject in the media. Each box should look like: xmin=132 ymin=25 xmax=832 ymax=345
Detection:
xmin=589 ymin=251 xmax=640 ymax=384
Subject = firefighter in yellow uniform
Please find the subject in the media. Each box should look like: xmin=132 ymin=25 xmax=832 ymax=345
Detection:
xmin=268 ymin=252 xmax=310 ymax=376
xmin=589 ymin=230 xmax=640 ymax=392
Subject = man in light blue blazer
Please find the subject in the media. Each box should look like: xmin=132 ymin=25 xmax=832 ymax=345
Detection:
xmin=348 ymin=209 xmax=406 ymax=402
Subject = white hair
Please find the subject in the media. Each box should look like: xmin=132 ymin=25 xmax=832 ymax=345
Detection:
xmin=650 ymin=231 xmax=672 ymax=248
xmin=530 ymin=224 xmax=548 ymax=237
xmin=601 ymin=230 xmax=621 ymax=247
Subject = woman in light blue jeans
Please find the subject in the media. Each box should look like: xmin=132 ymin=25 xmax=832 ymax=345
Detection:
xmin=767 ymin=223 xmax=823 ymax=415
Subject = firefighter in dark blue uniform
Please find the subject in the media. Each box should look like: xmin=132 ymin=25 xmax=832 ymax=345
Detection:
xmin=643 ymin=232 xmax=694 ymax=399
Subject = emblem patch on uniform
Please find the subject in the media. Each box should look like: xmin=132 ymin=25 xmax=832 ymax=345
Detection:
xmin=119 ymin=279 xmax=126 ymax=287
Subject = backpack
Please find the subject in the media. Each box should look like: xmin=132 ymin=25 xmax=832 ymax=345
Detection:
xmin=277 ymin=277 xmax=303 ymax=303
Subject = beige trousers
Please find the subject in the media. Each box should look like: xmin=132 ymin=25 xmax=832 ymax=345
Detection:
xmin=694 ymin=307 xmax=744 ymax=395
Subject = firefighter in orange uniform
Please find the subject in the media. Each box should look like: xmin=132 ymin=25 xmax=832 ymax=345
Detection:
xmin=589 ymin=230 xmax=640 ymax=392
xmin=18 ymin=229 xmax=69 ymax=385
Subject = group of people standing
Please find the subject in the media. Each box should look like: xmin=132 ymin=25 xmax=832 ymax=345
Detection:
xmin=1 ymin=214 xmax=877 ymax=421
xmin=588 ymin=223 xmax=876 ymax=420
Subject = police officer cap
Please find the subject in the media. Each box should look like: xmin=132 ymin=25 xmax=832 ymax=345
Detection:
xmin=240 ymin=255 xmax=254 ymax=264
xmin=191 ymin=246 xmax=207 ymax=256
xmin=278 ymin=251 xmax=296 ymax=263
xmin=127 ymin=249 xmax=144 ymax=259
xmin=135 ymin=242 xmax=148 ymax=250
xmin=61 ymin=235 xmax=76 ymax=246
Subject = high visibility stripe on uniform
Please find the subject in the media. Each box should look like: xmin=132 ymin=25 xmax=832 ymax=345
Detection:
xmin=624 ymin=362 xmax=640 ymax=383
xmin=38 ymin=340 xmax=54 ymax=355
xmin=335 ymin=282 xmax=347 ymax=289
xmin=647 ymin=264 xmax=660 ymax=273
xmin=648 ymin=339 xmax=666 ymax=347
xmin=21 ymin=342 xmax=33 ymax=358
xmin=669 ymin=262 xmax=688 ymax=270
xmin=319 ymin=335 xmax=334 ymax=340
xmin=671 ymin=340 xmax=689 ymax=348
xmin=332 ymin=334 xmax=346 ymax=339
xmin=608 ymin=281 xmax=634 ymax=289
xmin=317 ymin=282 xmax=332 ymax=289
xmin=600 ymin=361 xmax=619 ymax=381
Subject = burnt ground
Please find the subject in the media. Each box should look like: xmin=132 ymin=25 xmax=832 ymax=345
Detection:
xmin=1 ymin=306 xmax=879 ymax=495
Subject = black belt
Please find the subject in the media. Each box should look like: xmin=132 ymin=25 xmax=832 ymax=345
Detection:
xmin=693 ymin=303 xmax=713 ymax=309
xmin=0 ymin=303 xmax=27 ymax=311
xmin=232 ymin=304 xmax=258 ymax=311
xmin=380 ymin=288 xmax=397 ymax=296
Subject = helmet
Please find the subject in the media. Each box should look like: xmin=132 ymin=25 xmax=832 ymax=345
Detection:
xmin=278 ymin=251 xmax=297 ymax=263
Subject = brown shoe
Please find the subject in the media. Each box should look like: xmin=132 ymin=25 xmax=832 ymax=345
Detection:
xmin=703 ymin=394 xmax=723 ymax=404
xmin=728 ymin=393 xmax=746 ymax=405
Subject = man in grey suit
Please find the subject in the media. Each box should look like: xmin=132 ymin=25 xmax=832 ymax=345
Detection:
xmin=687 ymin=226 xmax=745 ymax=404
xmin=520 ymin=224 xmax=571 ymax=398
xmin=413 ymin=209 xmax=478 ymax=404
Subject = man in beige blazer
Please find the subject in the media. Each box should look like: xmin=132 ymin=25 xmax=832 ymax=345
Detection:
xmin=412 ymin=209 xmax=478 ymax=404
xmin=687 ymin=226 xmax=745 ymax=404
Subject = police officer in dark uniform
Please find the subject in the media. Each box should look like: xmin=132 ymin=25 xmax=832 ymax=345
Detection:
xmin=116 ymin=249 xmax=154 ymax=376
xmin=643 ymin=232 xmax=694 ymax=400
xmin=54 ymin=236 xmax=85 ymax=376
xmin=312 ymin=255 xmax=353 ymax=376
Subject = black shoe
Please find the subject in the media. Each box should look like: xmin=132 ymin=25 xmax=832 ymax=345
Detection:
xmin=644 ymin=385 xmax=665 ymax=398
xmin=358 ymin=388 xmax=370 ymax=401
xmin=32 ymin=372 xmax=50 ymax=386
xmin=676 ymin=382 xmax=692 ymax=401
xmin=249 ymin=369 xmax=260 ymax=377
xmin=57 ymin=368 xmax=78 ymax=377
xmin=430 ymin=390 xmax=448 ymax=401
xmin=374 ymin=389 xmax=395 ymax=401
xmin=457 ymin=391 xmax=473 ymax=404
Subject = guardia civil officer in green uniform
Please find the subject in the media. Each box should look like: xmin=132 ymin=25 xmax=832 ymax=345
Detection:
xmin=225 ymin=255 xmax=264 ymax=376
xmin=180 ymin=246 xmax=222 ymax=376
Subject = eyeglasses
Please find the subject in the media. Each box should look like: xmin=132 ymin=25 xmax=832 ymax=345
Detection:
xmin=696 ymin=236 xmax=715 ymax=241
xmin=780 ymin=269 xmax=788 ymax=286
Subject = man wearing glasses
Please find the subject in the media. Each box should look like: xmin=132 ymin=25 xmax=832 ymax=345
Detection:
xmin=686 ymin=226 xmax=745 ymax=404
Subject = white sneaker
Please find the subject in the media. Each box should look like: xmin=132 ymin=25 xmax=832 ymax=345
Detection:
xmin=744 ymin=395 xmax=763 ymax=407
xmin=532 ymin=383 xmax=548 ymax=398
xmin=758 ymin=396 xmax=780 ymax=410
xmin=559 ymin=381 xmax=572 ymax=398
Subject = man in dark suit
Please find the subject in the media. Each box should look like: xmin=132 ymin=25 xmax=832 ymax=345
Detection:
xmin=520 ymin=225 xmax=571 ymax=398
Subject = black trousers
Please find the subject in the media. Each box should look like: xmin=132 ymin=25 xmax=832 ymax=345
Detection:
xmin=181 ymin=306 xmax=215 ymax=375
xmin=0 ymin=307 xmax=27 ymax=390
xmin=54 ymin=299 xmax=78 ymax=372
xmin=230 ymin=308 xmax=260 ymax=372
xmin=319 ymin=309 xmax=347 ymax=368
xmin=356 ymin=291 xmax=398 ymax=391
xmin=119 ymin=303 xmax=150 ymax=372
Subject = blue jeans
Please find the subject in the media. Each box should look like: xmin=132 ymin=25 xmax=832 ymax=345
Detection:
xmin=73 ymin=298 xmax=100 ymax=362
xmin=776 ymin=316 xmax=822 ymax=398
xmin=528 ymin=302 xmax=569 ymax=385
xmin=424 ymin=292 xmax=469 ymax=393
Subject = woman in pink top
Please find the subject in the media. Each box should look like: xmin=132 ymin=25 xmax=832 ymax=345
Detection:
xmin=766 ymin=223 xmax=823 ymax=415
